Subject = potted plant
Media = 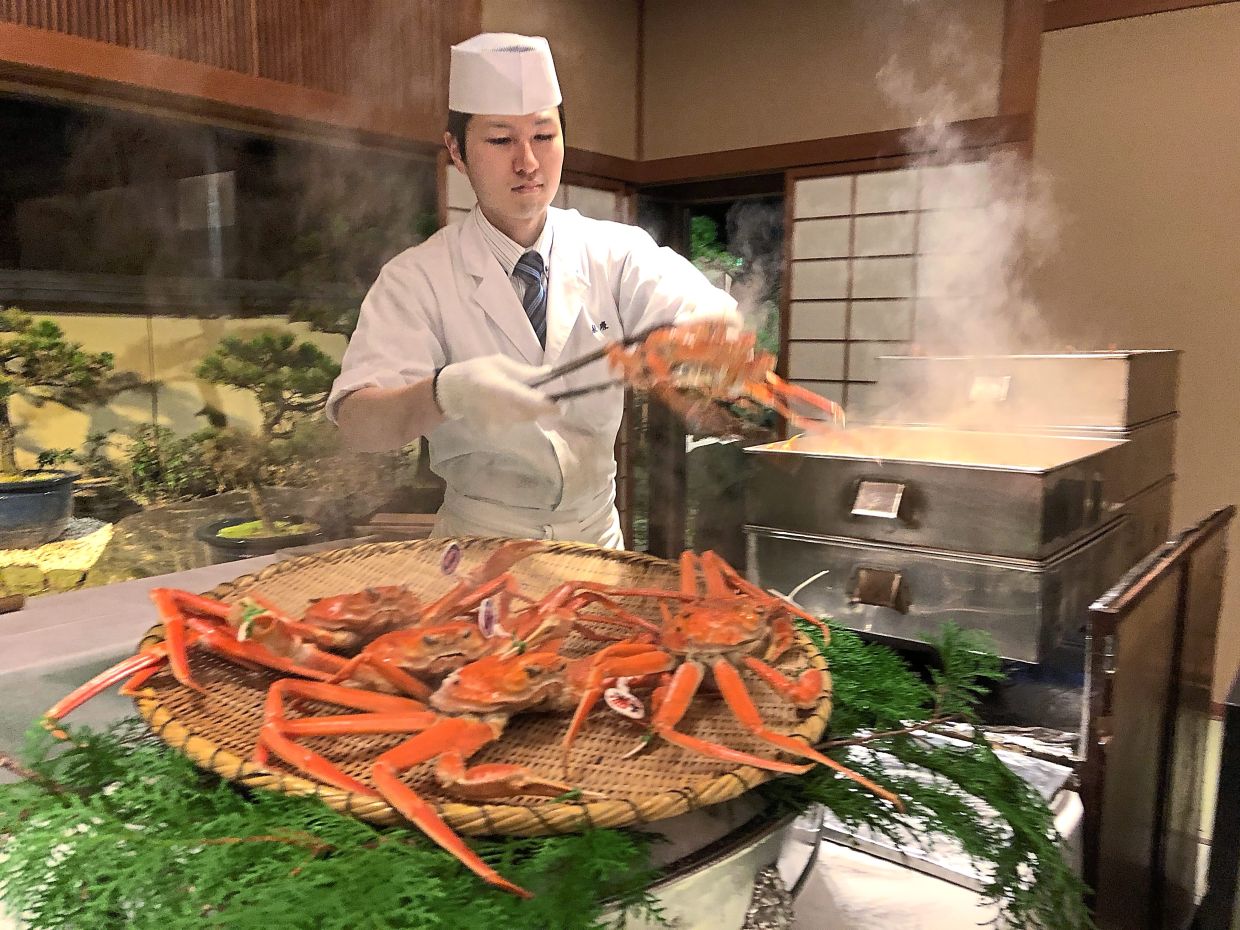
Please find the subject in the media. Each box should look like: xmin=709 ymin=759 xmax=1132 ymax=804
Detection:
xmin=191 ymin=331 xmax=338 ymax=562
xmin=0 ymin=307 xmax=140 ymax=548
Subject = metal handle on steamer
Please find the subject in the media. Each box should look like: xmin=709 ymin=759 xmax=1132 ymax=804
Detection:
xmin=850 ymin=479 xmax=909 ymax=522
xmin=849 ymin=566 xmax=907 ymax=612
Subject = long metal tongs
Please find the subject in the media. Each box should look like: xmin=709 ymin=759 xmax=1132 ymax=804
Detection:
xmin=529 ymin=320 xmax=674 ymax=402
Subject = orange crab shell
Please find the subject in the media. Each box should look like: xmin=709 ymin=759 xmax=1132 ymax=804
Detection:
xmin=302 ymin=586 xmax=426 ymax=633
xmin=659 ymin=600 xmax=769 ymax=653
xmin=430 ymin=652 xmax=572 ymax=714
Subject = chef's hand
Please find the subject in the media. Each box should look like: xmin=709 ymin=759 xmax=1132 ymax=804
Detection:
xmin=434 ymin=355 xmax=559 ymax=429
xmin=677 ymin=305 xmax=744 ymax=338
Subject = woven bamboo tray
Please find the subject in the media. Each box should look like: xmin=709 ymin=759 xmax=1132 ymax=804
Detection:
xmin=132 ymin=537 xmax=832 ymax=837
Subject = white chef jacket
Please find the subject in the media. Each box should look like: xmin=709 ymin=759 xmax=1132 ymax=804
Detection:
xmin=327 ymin=205 xmax=738 ymax=547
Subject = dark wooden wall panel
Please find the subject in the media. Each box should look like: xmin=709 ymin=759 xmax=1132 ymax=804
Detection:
xmin=0 ymin=0 xmax=470 ymax=141
xmin=6 ymin=0 xmax=253 ymax=72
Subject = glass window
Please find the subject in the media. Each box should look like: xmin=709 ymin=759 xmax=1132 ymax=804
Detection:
xmin=0 ymin=93 xmax=438 ymax=592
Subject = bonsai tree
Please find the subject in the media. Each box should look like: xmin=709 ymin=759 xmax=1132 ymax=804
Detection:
xmin=195 ymin=331 xmax=338 ymax=442
xmin=193 ymin=332 xmax=339 ymax=538
xmin=120 ymin=425 xmax=214 ymax=504
xmin=196 ymin=426 xmax=289 ymax=535
xmin=0 ymin=306 xmax=141 ymax=476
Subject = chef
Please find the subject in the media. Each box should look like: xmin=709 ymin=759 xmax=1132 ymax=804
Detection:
xmin=327 ymin=32 xmax=737 ymax=548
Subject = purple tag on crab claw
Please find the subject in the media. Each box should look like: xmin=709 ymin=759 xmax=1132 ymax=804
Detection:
xmin=478 ymin=597 xmax=502 ymax=638
xmin=604 ymin=686 xmax=645 ymax=720
xmin=440 ymin=542 xmax=462 ymax=575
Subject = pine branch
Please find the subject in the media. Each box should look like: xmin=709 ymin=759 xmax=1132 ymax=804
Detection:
xmin=817 ymin=714 xmax=961 ymax=750
xmin=776 ymin=620 xmax=1095 ymax=930
xmin=0 ymin=750 xmax=74 ymax=797
xmin=0 ymin=721 xmax=660 ymax=930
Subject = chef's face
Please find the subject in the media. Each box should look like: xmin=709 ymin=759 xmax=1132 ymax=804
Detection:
xmin=445 ymin=109 xmax=564 ymax=241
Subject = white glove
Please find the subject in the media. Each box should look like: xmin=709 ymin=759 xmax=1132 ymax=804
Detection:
xmin=435 ymin=355 xmax=558 ymax=429
xmin=679 ymin=304 xmax=744 ymax=338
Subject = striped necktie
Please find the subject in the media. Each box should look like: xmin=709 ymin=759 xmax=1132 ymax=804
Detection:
xmin=513 ymin=250 xmax=548 ymax=348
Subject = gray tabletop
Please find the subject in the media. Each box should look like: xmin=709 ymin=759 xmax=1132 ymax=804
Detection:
xmin=0 ymin=555 xmax=279 ymax=763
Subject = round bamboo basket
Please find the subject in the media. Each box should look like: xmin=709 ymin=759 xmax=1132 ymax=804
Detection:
xmin=132 ymin=537 xmax=832 ymax=837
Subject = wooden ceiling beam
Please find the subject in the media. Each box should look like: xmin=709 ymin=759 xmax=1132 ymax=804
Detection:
xmin=1044 ymin=0 xmax=1236 ymax=32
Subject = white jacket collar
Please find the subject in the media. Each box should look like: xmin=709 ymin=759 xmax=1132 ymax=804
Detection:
xmin=474 ymin=207 xmax=553 ymax=276
xmin=458 ymin=207 xmax=588 ymax=366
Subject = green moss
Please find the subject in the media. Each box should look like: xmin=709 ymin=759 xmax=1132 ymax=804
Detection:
xmin=215 ymin=520 xmax=317 ymax=540
xmin=0 ymin=472 xmax=56 ymax=483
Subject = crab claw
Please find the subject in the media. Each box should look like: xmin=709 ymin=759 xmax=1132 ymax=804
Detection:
xmin=757 ymin=372 xmax=846 ymax=429
xmin=257 ymin=681 xmax=538 ymax=899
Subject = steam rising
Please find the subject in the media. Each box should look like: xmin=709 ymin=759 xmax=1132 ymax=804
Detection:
xmin=701 ymin=3 xmax=1068 ymax=435
xmin=875 ymin=5 xmax=1060 ymax=357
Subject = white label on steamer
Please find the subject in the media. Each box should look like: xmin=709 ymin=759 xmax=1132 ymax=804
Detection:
xmin=969 ymin=374 xmax=1012 ymax=403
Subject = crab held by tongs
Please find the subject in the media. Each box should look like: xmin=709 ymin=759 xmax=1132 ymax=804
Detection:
xmin=531 ymin=318 xmax=846 ymax=436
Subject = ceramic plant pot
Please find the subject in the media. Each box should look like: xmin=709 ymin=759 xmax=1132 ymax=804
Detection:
xmin=0 ymin=470 xmax=77 ymax=549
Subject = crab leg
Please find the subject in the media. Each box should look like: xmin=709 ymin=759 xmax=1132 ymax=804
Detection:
xmin=647 ymin=660 xmax=812 ymax=776
xmin=755 ymin=372 xmax=846 ymax=427
xmin=194 ymin=626 xmax=349 ymax=680
xmin=545 ymin=554 xmax=702 ymax=609
xmin=700 ymin=551 xmax=833 ymax=641
xmin=323 ymin=641 xmax=436 ymax=699
xmin=152 ymin=588 xmax=354 ymax=690
xmin=117 ymin=662 xmax=166 ymax=697
xmin=44 ymin=608 xmax=350 ymax=727
xmin=371 ymin=717 xmax=536 ymax=898
xmin=711 ymin=660 xmax=902 ymax=808
xmin=255 ymin=679 xmax=434 ymax=794
xmin=743 ymin=656 xmax=825 ymax=708
xmin=564 ymin=589 xmax=662 ymax=635
xmin=510 ymin=586 xmax=662 ymax=645
xmin=421 ymin=540 xmax=542 ymax=625
xmin=433 ymin=741 xmax=585 ymax=803
xmin=561 ymin=642 xmax=678 ymax=771
xmin=43 ymin=649 xmax=170 ymax=727
xmin=151 ymin=588 xmax=233 ymax=691
xmin=43 ymin=610 xmax=228 ymax=722
xmin=759 ymin=616 xmax=798 ymax=665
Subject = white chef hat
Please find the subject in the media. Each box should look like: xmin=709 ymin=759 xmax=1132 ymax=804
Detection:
xmin=448 ymin=33 xmax=562 ymax=115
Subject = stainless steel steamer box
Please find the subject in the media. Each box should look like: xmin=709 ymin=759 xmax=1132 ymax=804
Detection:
xmin=745 ymin=427 xmax=1129 ymax=561
xmin=745 ymin=517 xmax=1132 ymax=664
xmin=744 ymin=350 xmax=1178 ymax=666
xmin=867 ymin=350 xmax=1180 ymax=431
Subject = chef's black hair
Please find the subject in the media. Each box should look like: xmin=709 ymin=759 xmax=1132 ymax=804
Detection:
xmin=446 ymin=104 xmax=566 ymax=165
